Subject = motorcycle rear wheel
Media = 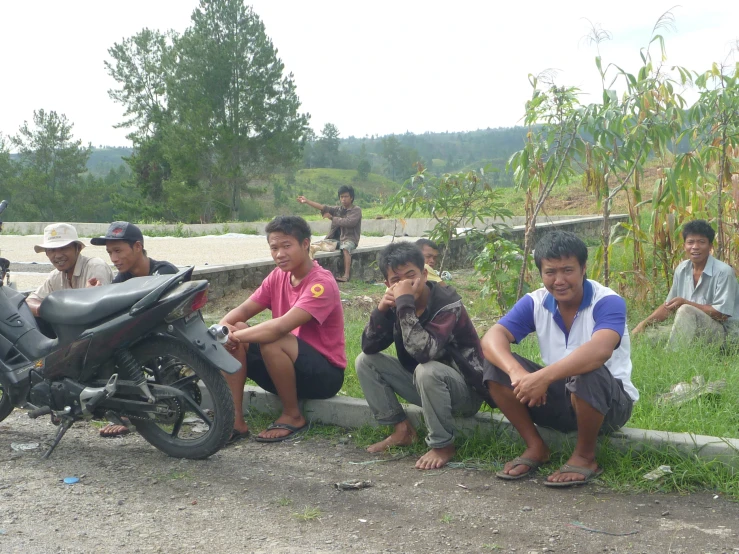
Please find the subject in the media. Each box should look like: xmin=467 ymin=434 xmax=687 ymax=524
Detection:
xmin=129 ymin=338 xmax=234 ymax=459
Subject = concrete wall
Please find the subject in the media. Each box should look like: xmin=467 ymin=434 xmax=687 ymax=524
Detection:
xmin=3 ymin=214 xmax=592 ymax=238
xmin=194 ymin=215 xmax=628 ymax=299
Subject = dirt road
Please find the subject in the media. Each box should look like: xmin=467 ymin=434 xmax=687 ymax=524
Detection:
xmin=1 ymin=410 xmax=737 ymax=553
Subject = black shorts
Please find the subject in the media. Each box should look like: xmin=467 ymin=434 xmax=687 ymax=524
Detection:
xmin=483 ymin=353 xmax=633 ymax=434
xmin=246 ymin=338 xmax=344 ymax=399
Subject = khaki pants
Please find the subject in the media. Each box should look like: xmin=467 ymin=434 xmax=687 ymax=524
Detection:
xmin=645 ymin=304 xmax=726 ymax=349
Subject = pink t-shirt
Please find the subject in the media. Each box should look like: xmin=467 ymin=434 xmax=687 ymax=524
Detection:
xmin=249 ymin=261 xmax=346 ymax=368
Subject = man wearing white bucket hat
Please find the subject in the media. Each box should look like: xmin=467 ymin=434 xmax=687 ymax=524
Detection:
xmin=25 ymin=223 xmax=113 ymax=317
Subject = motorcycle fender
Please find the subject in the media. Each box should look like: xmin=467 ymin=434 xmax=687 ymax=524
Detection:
xmin=162 ymin=315 xmax=241 ymax=374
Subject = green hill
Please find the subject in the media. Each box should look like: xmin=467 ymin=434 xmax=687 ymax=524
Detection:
xmin=242 ymin=168 xmax=399 ymax=221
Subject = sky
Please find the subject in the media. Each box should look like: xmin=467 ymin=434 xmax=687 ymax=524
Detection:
xmin=2 ymin=0 xmax=739 ymax=148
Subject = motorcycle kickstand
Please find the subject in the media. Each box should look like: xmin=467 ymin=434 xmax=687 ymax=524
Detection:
xmin=41 ymin=414 xmax=74 ymax=460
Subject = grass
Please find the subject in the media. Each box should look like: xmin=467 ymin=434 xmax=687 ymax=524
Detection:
xmin=292 ymin=506 xmax=322 ymax=521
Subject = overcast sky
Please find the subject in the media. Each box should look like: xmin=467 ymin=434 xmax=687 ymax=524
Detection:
xmin=2 ymin=1 xmax=738 ymax=148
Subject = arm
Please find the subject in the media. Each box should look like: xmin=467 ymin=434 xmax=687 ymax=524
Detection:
xmin=296 ymin=196 xmax=323 ymax=211
xmin=330 ymin=207 xmax=362 ymax=229
xmin=25 ymin=279 xmax=53 ymax=317
xmin=512 ymin=328 xmax=621 ymax=407
xmin=361 ymin=309 xmax=396 ymax=354
xmin=394 ymin=293 xmax=458 ymax=363
xmin=632 ymin=304 xmax=670 ymax=334
xmin=232 ymin=306 xmax=313 ymax=345
xmin=220 ymin=298 xmax=267 ymax=328
xmin=26 ymin=297 xmax=42 ymax=317
xmin=664 ymin=297 xmax=728 ymax=321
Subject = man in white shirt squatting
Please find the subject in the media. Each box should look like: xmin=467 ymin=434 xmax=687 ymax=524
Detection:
xmin=481 ymin=231 xmax=638 ymax=487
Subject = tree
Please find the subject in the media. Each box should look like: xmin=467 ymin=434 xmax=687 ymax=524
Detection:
xmin=317 ymin=123 xmax=340 ymax=168
xmin=0 ymin=133 xmax=16 ymax=194
xmin=106 ymin=0 xmax=310 ymax=222
xmin=356 ymin=142 xmax=371 ymax=180
xmin=9 ymin=110 xmax=91 ymax=220
xmin=169 ymin=0 xmax=310 ymax=220
xmin=508 ymin=77 xmax=587 ymax=297
xmin=386 ymin=164 xmax=513 ymax=271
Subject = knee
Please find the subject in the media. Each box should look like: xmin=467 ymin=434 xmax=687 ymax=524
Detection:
xmin=413 ymin=362 xmax=441 ymax=386
xmin=259 ymin=340 xmax=281 ymax=358
xmin=355 ymin=352 xmax=370 ymax=375
xmin=675 ymin=304 xmax=699 ymax=318
xmin=355 ymin=352 xmax=380 ymax=377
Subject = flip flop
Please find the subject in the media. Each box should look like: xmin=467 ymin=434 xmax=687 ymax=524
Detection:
xmin=255 ymin=422 xmax=308 ymax=443
xmin=226 ymin=429 xmax=250 ymax=446
xmin=543 ymin=464 xmax=604 ymax=488
xmin=99 ymin=424 xmax=130 ymax=438
xmin=496 ymin=456 xmax=545 ymax=481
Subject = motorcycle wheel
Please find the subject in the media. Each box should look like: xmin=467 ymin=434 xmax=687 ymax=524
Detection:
xmin=0 ymin=380 xmax=13 ymax=423
xmin=129 ymin=338 xmax=234 ymax=459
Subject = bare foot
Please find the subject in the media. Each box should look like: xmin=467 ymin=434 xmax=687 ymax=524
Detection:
xmin=367 ymin=421 xmax=417 ymax=453
xmin=415 ymin=445 xmax=456 ymax=470
xmin=547 ymin=453 xmax=598 ymax=484
xmin=257 ymin=413 xmax=306 ymax=441
xmin=500 ymin=444 xmax=550 ymax=478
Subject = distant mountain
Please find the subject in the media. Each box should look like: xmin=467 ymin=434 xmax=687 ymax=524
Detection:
xmin=86 ymin=147 xmax=133 ymax=176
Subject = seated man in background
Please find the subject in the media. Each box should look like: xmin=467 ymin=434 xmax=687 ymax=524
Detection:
xmin=632 ymin=219 xmax=739 ymax=348
xmin=90 ymin=221 xmax=178 ymax=282
xmin=416 ymin=238 xmax=444 ymax=284
xmin=356 ymin=242 xmax=487 ymax=470
xmin=482 ymin=231 xmax=637 ymax=487
xmin=220 ymin=216 xmax=345 ymax=443
xmin=297 ymin=185 xmax=362 ymax=282
xmin=26 ymin=223 xmax=113 ymax=317
xmin=90 ymin=221 xmax=178 ymax=437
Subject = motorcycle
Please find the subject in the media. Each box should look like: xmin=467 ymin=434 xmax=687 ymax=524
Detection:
xmin=0 ymin=199 xmax=239 ymax=459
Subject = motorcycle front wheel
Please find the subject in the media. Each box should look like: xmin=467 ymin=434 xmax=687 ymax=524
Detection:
xmin=129 ymin=338 xmax=234 ymax=459
xmin=0 ymin=378 xmax=13 ymax=423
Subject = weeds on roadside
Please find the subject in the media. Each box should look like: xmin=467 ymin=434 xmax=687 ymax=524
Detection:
xmin=293 ymin=506 xmax=322 ymax=522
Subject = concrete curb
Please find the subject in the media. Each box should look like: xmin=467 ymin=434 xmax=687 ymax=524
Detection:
xmin=239 ymin=385 xmax=739 ymax=468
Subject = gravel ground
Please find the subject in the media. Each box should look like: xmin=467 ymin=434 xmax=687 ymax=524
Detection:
xmin=1 ymin=409 xmax=738 ymax=554
xmin=2 ymin=234 xmax=417 ymax=291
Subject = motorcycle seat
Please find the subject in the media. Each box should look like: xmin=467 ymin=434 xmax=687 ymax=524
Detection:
xmin=39 ymin=276 xmax=171 ymax=325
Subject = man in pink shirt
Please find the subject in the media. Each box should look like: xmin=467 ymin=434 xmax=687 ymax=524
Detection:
xmin=220 ymin=216 xmax=346 ymax=443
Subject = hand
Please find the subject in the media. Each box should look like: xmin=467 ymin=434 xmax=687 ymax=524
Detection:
xmin=664 ymin=297 xmax=687 ymax=311
xmin=86 ymin=277 xmax=102 ymax=287
xmin=393 ymin=277 xmax=422 ymax=299
xmin=297 ymin=195 xmax=308 ymax=204
xmin=631 ymin=322 xmax=647 ymax=336
xmin=378 ymin=286 xmax=396 ymax=312
xmin=511 ymin=369 xmax=549 ymax=408
xmin=322 ymin=212 xmax=333 ymax=220
xmin=220 ymin=322 xmax=243 ymax=352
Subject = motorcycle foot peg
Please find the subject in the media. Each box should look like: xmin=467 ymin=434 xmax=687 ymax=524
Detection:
xmin=28 ymin=406 xmax=52 ymax=419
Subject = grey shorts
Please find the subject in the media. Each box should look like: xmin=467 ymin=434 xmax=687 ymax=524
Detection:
xmin=338 ymin=240 xmax=357 ymax=252
xmin=482 ymin=354 xmax=633 ymax=434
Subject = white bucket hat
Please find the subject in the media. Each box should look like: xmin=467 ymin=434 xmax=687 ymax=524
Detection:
xmin=34 ymin=223 xmax=86 ymax=253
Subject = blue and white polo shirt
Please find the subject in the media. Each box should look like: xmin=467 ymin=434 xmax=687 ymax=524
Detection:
xmin=498 ymin=279 xmax=638 ymax=402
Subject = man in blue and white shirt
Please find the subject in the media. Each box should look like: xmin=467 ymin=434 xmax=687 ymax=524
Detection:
xmin=482 ymin=231 xmax=637 ymax=487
